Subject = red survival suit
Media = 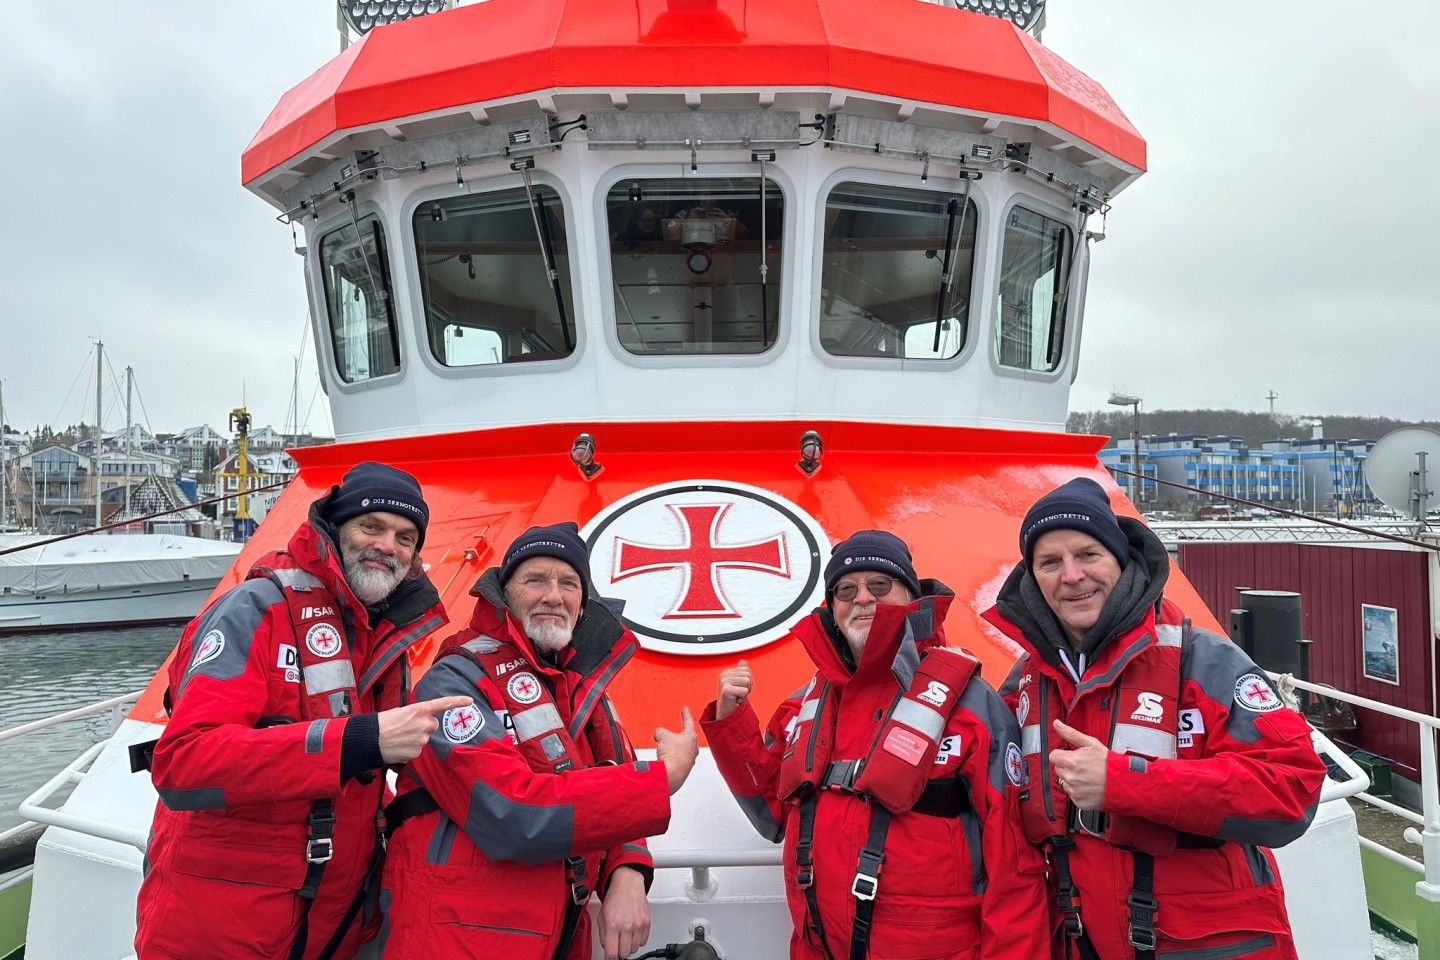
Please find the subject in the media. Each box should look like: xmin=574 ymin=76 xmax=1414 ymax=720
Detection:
xmin=702 ymin=583 xmax=1048 ymax=960
xmin=380 ymin=569 xmax=671 ymax=959
xmin=982 ymin=519 xmax=1325 ymax=960
xmin=136 ymin=501 xmax=447 ymax=960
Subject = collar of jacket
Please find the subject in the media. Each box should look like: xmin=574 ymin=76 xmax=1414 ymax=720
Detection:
xmin=465 ymin=567 xmax=637 ymax=682
xmin=793 ymin=579 xmax=954 ymax=689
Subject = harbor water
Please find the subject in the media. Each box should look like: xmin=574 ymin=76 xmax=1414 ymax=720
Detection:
xmin=0 ymin=624 xmax=179 ymax=833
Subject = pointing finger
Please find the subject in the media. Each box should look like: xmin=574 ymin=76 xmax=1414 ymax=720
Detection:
xmin=679 ymin=705 xmax=694 ymax=735
xmin=420 ymin=695 xmax=474 ymax=716
xmin=1053 ymin=719 xmax=1102 ymax=747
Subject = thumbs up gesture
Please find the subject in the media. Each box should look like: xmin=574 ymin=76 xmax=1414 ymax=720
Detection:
xmin=1048 ymin=720 xmax=1110 ymax=811
xmin=654 ymin=707 xmax=698 ymax=795
xmin=716 ymin=660 xmax=753 ymax=719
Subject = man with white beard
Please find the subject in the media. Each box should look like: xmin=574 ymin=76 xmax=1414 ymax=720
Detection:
xmin=137 ymin=462 xmax=465 ymax=960
xmin=380 ymin=522 xmax=698 ymax=960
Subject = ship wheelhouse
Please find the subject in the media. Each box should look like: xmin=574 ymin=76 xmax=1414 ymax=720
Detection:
xmin=246 ymin=0 xmax=1143 ymax=442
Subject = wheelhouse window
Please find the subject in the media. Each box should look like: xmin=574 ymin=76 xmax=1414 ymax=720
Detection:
xmin=818 ymin=182 xmax=976 ymax=360
xmin=606 ymin=176 xmax=783 ymax=355
xmin=415 ymin=186 xmax=575 ymax=367
xmin=995 ymin=207 xmax=1071 ymax=372
xmin=320 ymin=215 xmax=400 ymax=383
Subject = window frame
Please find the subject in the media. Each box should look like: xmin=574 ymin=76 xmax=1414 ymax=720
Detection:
xmin=809 ymin=168 xmax=987 ymax=371
xmin=315 ymin=203 xmax=405 ymax=387
xmin=596 ymin=164 xmax=794 ymax=371
xmin=988 ymin=195 xmax=1081 ymax=381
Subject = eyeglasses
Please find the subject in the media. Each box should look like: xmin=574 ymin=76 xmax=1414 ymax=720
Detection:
xmin=639 ymin=216 xmax=658 ymax=224
xmin=832 ymin=575 xmax=896 ymax=602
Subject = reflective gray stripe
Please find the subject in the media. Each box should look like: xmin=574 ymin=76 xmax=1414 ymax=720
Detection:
xmin=1155 ymin=623 xmax=1183 ymax=648
xmin=464 ymin=778 xmax=576 ymax=862
xmin=1021 ymin=724 xmax=1042 ymax=755
xmin=569 ymin=643 xmax=635 ymax=741
xmin=359 ymin=613 xmax=447 ymax=693
xmin=1110 ymin=723 xmax=1176 ymax=760
xmin=1158 ymin=933 xmax=1274 ymax=960
xmin=158 ymin=787 xmax=226 ymax=811
xmin=463 ymin=637 xmax=502 ymax=655
xmin=305 ymin=659 xmax=357 ymax=695
xmin=305 ymin=719 xmax=329 ymax=754
xmin=798 ymin=698 xmax=821 ymax=723
xmin=735 ymin=793 xmax=785 ymax=843
xmin=891 ymin=698 xmax=945 ymax=741
xmin=269 ymin=568 xmax=324 ymax=589
xmin=513 ymin=703 xmax=564 ymax=743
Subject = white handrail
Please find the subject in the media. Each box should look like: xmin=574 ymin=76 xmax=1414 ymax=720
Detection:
xmin=17 ymin=739 xmax=149 ymax=851
xmin=0 ymin=689 xmax=145 ymax=744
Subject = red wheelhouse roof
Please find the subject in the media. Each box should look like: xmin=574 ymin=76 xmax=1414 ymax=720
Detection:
xmin=242 ymin=0 xmax=1144 ymax=186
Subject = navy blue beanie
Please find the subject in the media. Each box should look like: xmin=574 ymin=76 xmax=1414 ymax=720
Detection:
xmin=499 ymin=522 xmax=592 ymax=608
xmin=323 ymin=462 xmax=429 ymax=549
xmin=1020 ymin=477 xmax=1129 ymax=570
xmin=823 ymin=530 xmax=922 ymax=601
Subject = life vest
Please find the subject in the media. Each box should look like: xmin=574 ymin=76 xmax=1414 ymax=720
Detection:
xmin=248 ymin=559 xmax=362 ymax=723
xmin=444 ymin=635 xmax=630 ymax=774
xmin=777 ymin=645 xmax=981 ymax=814
xmin=1014 ymin=614 xmax=1187 ymax=857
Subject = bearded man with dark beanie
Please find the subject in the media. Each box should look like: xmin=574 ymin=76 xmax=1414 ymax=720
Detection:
xmin=982 ymin=477 xmax=1326 ymax=960
xmin=702 ymin=530 xmax=1048 ymax=960
xmin=137 ymin=462 xmax=465 ymax=960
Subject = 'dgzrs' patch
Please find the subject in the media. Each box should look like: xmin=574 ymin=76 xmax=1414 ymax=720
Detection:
xmin=191 ymin=630 xmax=225 ymax=668
xmin=1005 ymin=742 xmax=1025 ymax=785
xmin=507 ymin=673 xmax=543 ymax=705
xmin=306 ymin=623 xmax=343 ymax=658
xmin=1234 ymin=674 xmax=1282 ymax=713
xmin=442 ymin=705 xmax=485 ymax=742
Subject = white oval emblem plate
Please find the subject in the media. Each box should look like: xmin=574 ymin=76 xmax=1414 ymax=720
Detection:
xmin=582 ymin=480 xmax=830 ymax=656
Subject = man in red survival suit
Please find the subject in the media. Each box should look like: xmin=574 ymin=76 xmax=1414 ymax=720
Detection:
xmin=380 ymin=521 xmax=700 ymax=960
xmin=701 ymin=530 xmax=1049 ymax=960
xmin=982 ymin=478 xmax=1327 ymax=960
xmin=136 ymin=462 xmax=469 ymax=960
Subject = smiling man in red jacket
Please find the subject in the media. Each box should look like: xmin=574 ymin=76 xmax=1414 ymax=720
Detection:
xmin=703 ymin=530 xmax=1049 ymax=960
xmin=136 ymin=462 xmax=464 ymax=960
xmin=984 ymin=478 xmax=1327 ymax=960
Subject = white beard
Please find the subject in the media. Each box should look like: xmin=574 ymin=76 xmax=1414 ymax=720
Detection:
xmin=840 ymin=603 xmax=875 ymax=661
xmin=344 ymin=549 xmax=404 ymax=605
xmin=524 ymin=606 xmax=574 ymax=653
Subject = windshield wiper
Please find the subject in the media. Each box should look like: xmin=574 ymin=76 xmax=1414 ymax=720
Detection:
xmin=930 ymin=177 xmax=973 ymax=353
xmin=515 ymin=160 xmax=574 ymax=352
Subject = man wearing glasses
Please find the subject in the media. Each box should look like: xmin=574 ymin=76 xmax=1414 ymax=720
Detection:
xmin=701 ymin=531 xmax=1047 ymax=960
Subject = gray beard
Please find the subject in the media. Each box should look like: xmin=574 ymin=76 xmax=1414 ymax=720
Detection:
xmin=526 ymin=616 xmax=573 ymax=653
xmin=344 ymin=551 xmax=403 ymax=605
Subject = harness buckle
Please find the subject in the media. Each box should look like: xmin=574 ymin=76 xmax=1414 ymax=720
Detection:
xmin=1055 ymin=883 xmax=1083 ymax=937
xmin=571 ymin=882 xmax=591 ymax=905
xmin=851 ymin=870 xmax=879 ymax=901
xmin=1127 ymin=894 xmax=1158 ymax=950
xmin=306 ymin=837 xmax=334 ymax=863
xmin=796 ymin=868 xmax=813 ymax=889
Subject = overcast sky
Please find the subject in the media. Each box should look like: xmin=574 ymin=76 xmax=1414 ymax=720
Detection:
xmin=2 ymin=2 xmax=1435 ymax=438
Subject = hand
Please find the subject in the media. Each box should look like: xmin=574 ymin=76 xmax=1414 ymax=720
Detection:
xmin=654 ymin=707 xmax=698 ymax=795
xmin=597 ymin=866 xmax=651 ymax=960
xmin=1048 ymin=720 xmax=1110 ymax=811
xmin=715 ymin=660 xmax=753 ymax=719
xmin=377 ymin=696 xmax=474 ymax=763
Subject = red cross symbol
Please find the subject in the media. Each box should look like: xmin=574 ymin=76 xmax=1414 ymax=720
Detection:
xmin=612 ymin=503 xmax=790 ymax=619
xmin=513 ymin=676 xmax=538 ymax=699
xmin=1245 ymin=681 xmax=1273 ymax=703
xmin=452 ymin=708 xmax=475 ymax=731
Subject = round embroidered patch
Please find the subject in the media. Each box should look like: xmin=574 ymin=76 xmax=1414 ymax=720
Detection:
xmin=1015 ymin=691 xmax=1030 ymax=727
xmin=442 ymin=705 xmax=485 ymax=743
xmin=1005 ymin=742 xmax=1026 ymax=785
xmin=191 ymin=629 xmax=225 ymax=668
xmin=305 ymin=623 xmax=343 ymax=658
xmin=1234 ymin=674 xmax=1282 ymax=713
xmin=507 ymin=672 xmax=543 ymax=705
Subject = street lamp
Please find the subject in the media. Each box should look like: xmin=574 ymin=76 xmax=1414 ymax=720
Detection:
xmin=1108 ymin=393 xmax=1143 ymax=503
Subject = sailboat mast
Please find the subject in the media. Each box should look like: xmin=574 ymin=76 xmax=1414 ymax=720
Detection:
xmin=0 ymin=377 xmax=7 ymax=529
xmin=125 ymin=366 xmax=134 ymax=516
xmin=95 ymin=340 xmax=103 ymax=531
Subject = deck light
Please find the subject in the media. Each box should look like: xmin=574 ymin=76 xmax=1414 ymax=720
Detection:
xmin=341 ymin=0 xmax=449 ymax=36
xmin=798 ymin=430 xmax=824 ymax=477
xmin=952 ymin=0 xmax=1044 ymax=33
xmin=571 ymin=433 xmax=603 ymax=479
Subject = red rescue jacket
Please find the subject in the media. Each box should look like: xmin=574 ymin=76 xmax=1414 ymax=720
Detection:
xmin=982 ymin=520 xmax=1326 ymax=960
xmin=379 ymin=570 xmax=671 ymax=960
xmin=136 ymin=502 xmax=447 ymax=960
xmin=702 ymin=583 xmax=1048 ymax=960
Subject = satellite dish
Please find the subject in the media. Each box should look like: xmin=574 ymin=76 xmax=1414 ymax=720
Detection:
xmin=1366 ymin=427 xmax=1440 ymax=519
